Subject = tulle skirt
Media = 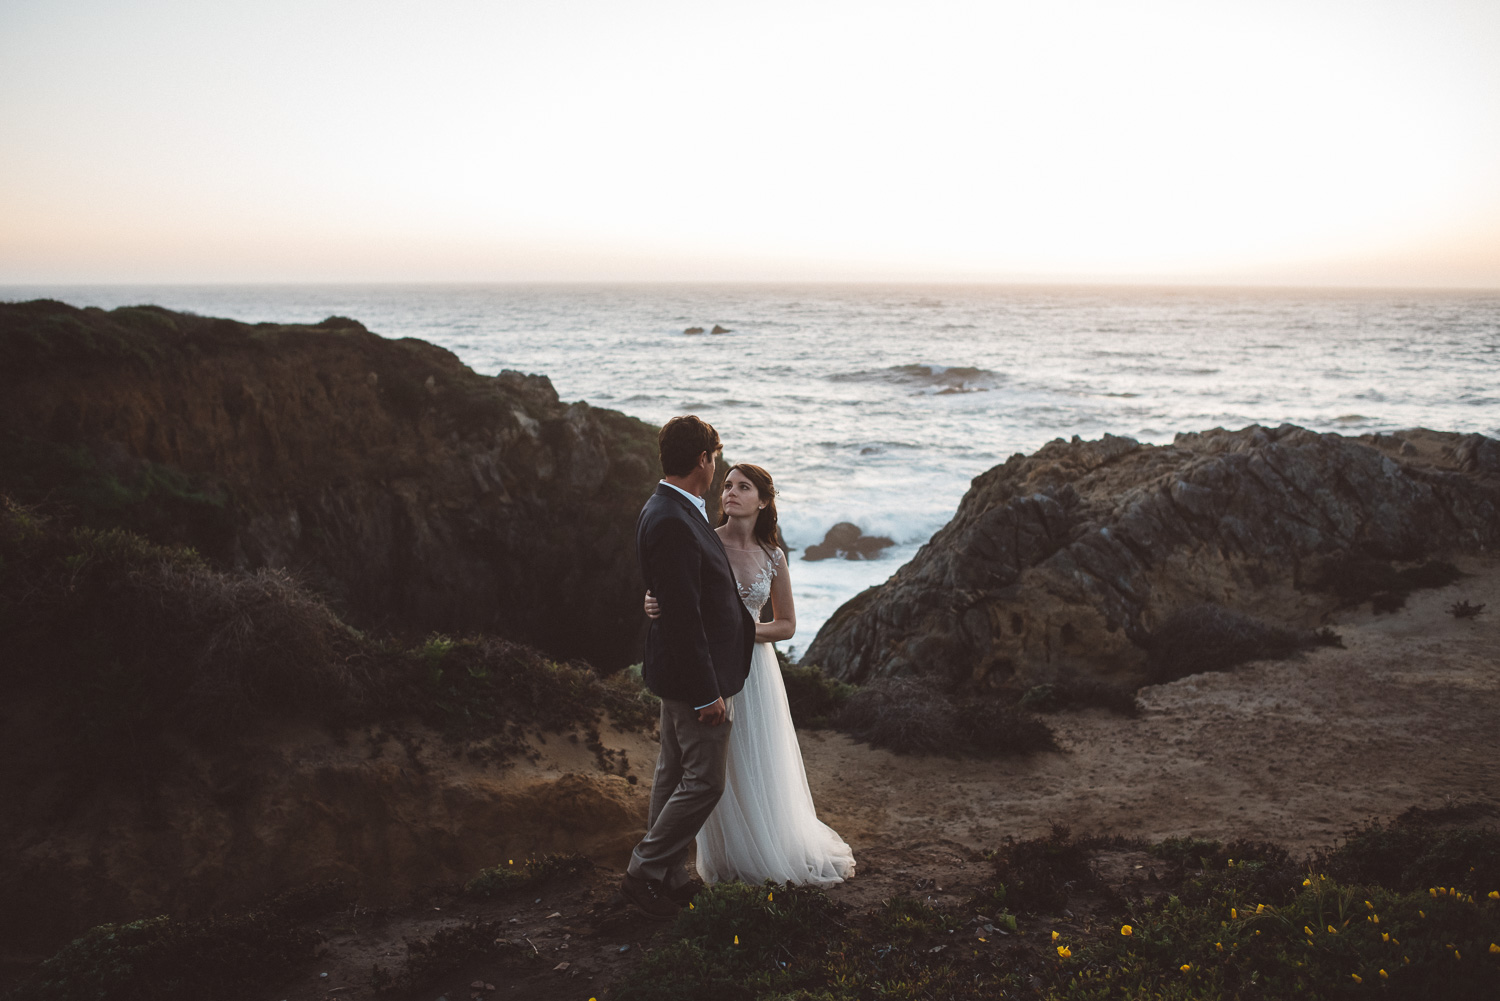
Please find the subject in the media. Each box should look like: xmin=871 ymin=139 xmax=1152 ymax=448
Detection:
xmin=695 ymin=642 xmax=856 ymax=886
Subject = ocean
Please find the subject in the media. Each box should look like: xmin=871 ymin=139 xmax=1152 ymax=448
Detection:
xmin=6 ymin=283 xmax=1499 ymax=655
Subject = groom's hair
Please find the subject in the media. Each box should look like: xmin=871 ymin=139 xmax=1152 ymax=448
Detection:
xmin=659 ymin=415 xmax=721 ymax=476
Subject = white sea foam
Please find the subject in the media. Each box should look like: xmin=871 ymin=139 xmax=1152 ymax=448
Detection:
xmin=8 ymin=282 xmax=1499 ymax=651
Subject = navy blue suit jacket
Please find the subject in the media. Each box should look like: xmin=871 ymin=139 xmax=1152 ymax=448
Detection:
xmin=636 ymin=484 xmax=755 ymax=706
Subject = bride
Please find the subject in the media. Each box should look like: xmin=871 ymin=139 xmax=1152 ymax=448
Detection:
xmin=645 ymin=463 xmax=855 ymax=887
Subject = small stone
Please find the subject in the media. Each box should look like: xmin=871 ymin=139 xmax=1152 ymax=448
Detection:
xmin=553 ymin=961 xmax=570 ymax=971
xmin=546 ymin=911 xmax=562 ymax=918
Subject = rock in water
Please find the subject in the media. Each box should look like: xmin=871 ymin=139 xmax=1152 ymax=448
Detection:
xmin=684 ymin=326 xmax=705 ymax=335
xmin=0 ymin=300 xmax=661 ymax=671
xmin=710 ymin=324 xmax=731 ymax=334
xmin=802 ymin=426 xmax=1500 ymax=689
xmin=803 ymin=522 xmax=897 ymax=561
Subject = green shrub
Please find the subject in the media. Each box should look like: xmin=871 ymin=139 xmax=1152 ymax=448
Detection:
xmin=833 ymin=676 xmax=1057 ymax=756
xmin=463 ymin=853 xmax=591 ymax=899
xmin=1313 ymin=819 xmax=1500 ymax=895
xmin=1019 ymin=674 xmax=1140 ymax=716
xmin=972 ymin=824 xmax=1104 ymax=916
xmin=1147 ymin=605 xmax=1318 ymax=683
xmin=8 ymin=882 xmax=346 ymax=1001
xmin=779 ymin=662 xmax=857 ymax=728
xmin=1309 ymin=555 xmax=1465 ymax=613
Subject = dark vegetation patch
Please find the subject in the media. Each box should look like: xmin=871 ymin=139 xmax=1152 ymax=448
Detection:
xmin=1017 ymin=673 xmax=1141 ymax=716
xmin=371 ymin=922 xmax=538 ymax=993
xmin=1311 ymin=817 xmax=1500 ymax=895
xmin=0 ymin=498 xmax=656 ymax=789
xmin=1448 ymin=600 xmax=1486 ymax=618
xmin=1146 ymin=604 xmax=1340 ymax=684
xmin=776 ymin=651 xmax=857 ymax=728
xmin=831 ymin=676 xmax=1058 ymax=756
xmin=1309 ymin=554 xmax=1465 ymax=613
xmin=614 ymin=819 xmax=1500 ymax=1001
xmin=5 ymin=881 xmax=348 ymax=1001
xmin=463 ymin=853 xmax=592 ymax=900
xmin=0 ymin=434 xmax=238 ymax=561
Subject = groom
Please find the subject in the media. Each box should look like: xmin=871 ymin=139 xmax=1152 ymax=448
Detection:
xmin=621 ymin=415 xmax=755 ymax=916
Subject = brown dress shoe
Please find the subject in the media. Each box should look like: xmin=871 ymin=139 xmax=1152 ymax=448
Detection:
xmin=620 ymin=872 xmax=681 ymax=917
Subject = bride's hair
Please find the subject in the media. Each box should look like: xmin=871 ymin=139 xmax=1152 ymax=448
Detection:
xmin=720 ymin=463 xmax=782 ymax=555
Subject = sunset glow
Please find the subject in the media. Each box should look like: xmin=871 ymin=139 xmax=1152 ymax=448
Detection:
xmin=3 ymin=0 xmax=1498 ymax=285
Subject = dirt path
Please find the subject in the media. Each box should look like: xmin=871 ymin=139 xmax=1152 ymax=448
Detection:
xmin=805 ymin=553 xmax=1500 ymax=857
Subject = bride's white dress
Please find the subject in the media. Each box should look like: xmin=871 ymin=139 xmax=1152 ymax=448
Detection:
xmin=695 ymin=544 xmax=856 ymax=886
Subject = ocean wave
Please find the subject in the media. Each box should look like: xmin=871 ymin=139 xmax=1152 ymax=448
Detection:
xmin=827 ymin=363 xmax=1003 ymax=394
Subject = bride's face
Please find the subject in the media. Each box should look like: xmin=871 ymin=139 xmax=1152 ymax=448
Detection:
xmin=721 ymin=469 xmax=766 ymax=519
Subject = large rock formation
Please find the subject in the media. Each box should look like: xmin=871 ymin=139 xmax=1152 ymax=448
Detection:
xmin=804 ymin=425 xmax=1500 ymax=688
xmin=0 ymin=300 xmax=660 ymax=670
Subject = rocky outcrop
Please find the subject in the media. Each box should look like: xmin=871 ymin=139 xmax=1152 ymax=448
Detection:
xmin=0 ymin=300 xmax=660 ymax=670
xmin=803 ymin=425 xmax=1500 ymax=688
xmin=803 ymin=521 xmax=896 ymax=561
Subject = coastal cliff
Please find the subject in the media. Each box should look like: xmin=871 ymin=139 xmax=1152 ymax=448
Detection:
xmin=0 ymin=300 xmax=660 ymax=670
xmin=804 ymin=424 xmax=1500 ymax=687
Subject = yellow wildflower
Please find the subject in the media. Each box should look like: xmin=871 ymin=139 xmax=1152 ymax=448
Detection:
xmin=1121 ymin=925 xmax=1133 ymax=936
xmin=1254 ymin=930 xmax=1261 ymax=936
xmin=733 ymin=935 xmax=739 ymax=944
xmin=1430 ymin=888 xmax=1438 ymax=896
xmin=767 ymin=892 xmax=773 ymax=901
xmin=1351 ymin=974 xmax=1363 ymax=984
xmin=1379 ymin=970 xmax=1388 ymax=979
xmin=1215 ymin=942 xmax=1224 ymax=952
xmin=1382 ymin=933 xmax=1389 ymax=942
xmin=689 ymin=902 xmax=694 ymax=910
xmin=1372 ymin=915 xmax=1379 ymax=924
xmin=1305 ymin=926 xmax=1315 ymax=936
xmin=1490 ymin=943 xmax=1500 ymax=954
xmin=1052 ymin=930 xmax=1060 ymax=941
xmin=1365 ymin=900 xmax=1373 ymax=909
xmin=1057 ymin=946 xmax=1072 ymax=958
xmin=1454 ymin=949 xmax=1461 ymax=960
xmin=1230 ymin=908 xmax=1237 ymax=919
xmin=1404 ymin=956 xmax=1411 ymax=964
xmin=1488 ymin=891 xmax=1499 ymax=900
xmin=1180 ymin=964 xmax=1192 ymax=973
xmin=1327 ymin=925 xmax=1338 ymax=934
xmin=978 ymin=937 xmax=987 ymax=943
xmin=1256 ymin=903 xmax=1265 ymax=913
xmin=1303 ymin=878 xmax=1312 ymax=887
xmin=1419 ymin=910 xmax=1426 ymax=918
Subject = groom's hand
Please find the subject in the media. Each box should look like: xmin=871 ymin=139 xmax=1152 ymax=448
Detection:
xmin=697 ymin=697 xmax=727 ymax=726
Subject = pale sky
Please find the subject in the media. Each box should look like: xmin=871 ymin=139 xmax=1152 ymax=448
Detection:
xmin=3 ymin=0 xmax=1499 ymax=286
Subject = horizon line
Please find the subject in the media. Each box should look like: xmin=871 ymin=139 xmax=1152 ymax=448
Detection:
xmin=4 ymin=278 xmax=1499 ymax=294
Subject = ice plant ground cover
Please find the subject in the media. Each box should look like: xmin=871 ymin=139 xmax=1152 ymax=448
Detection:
xmin=609 ymin=822 xmax=1500 ymax=1001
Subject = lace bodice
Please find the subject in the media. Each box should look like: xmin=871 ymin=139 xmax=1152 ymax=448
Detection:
xmin=723 ymin=544 xmax=782 ymax=617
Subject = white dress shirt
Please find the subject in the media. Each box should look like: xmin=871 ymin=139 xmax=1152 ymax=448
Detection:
xmin=659 ymin=479 xmax=710 ymax=521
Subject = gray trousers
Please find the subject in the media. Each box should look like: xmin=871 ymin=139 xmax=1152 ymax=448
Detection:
xmin=627 ymin=696 xmax=734 ymax=887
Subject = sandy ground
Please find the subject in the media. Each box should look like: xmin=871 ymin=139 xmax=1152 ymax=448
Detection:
xmin=804 ymin=553 xmax=1500 ymax=859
